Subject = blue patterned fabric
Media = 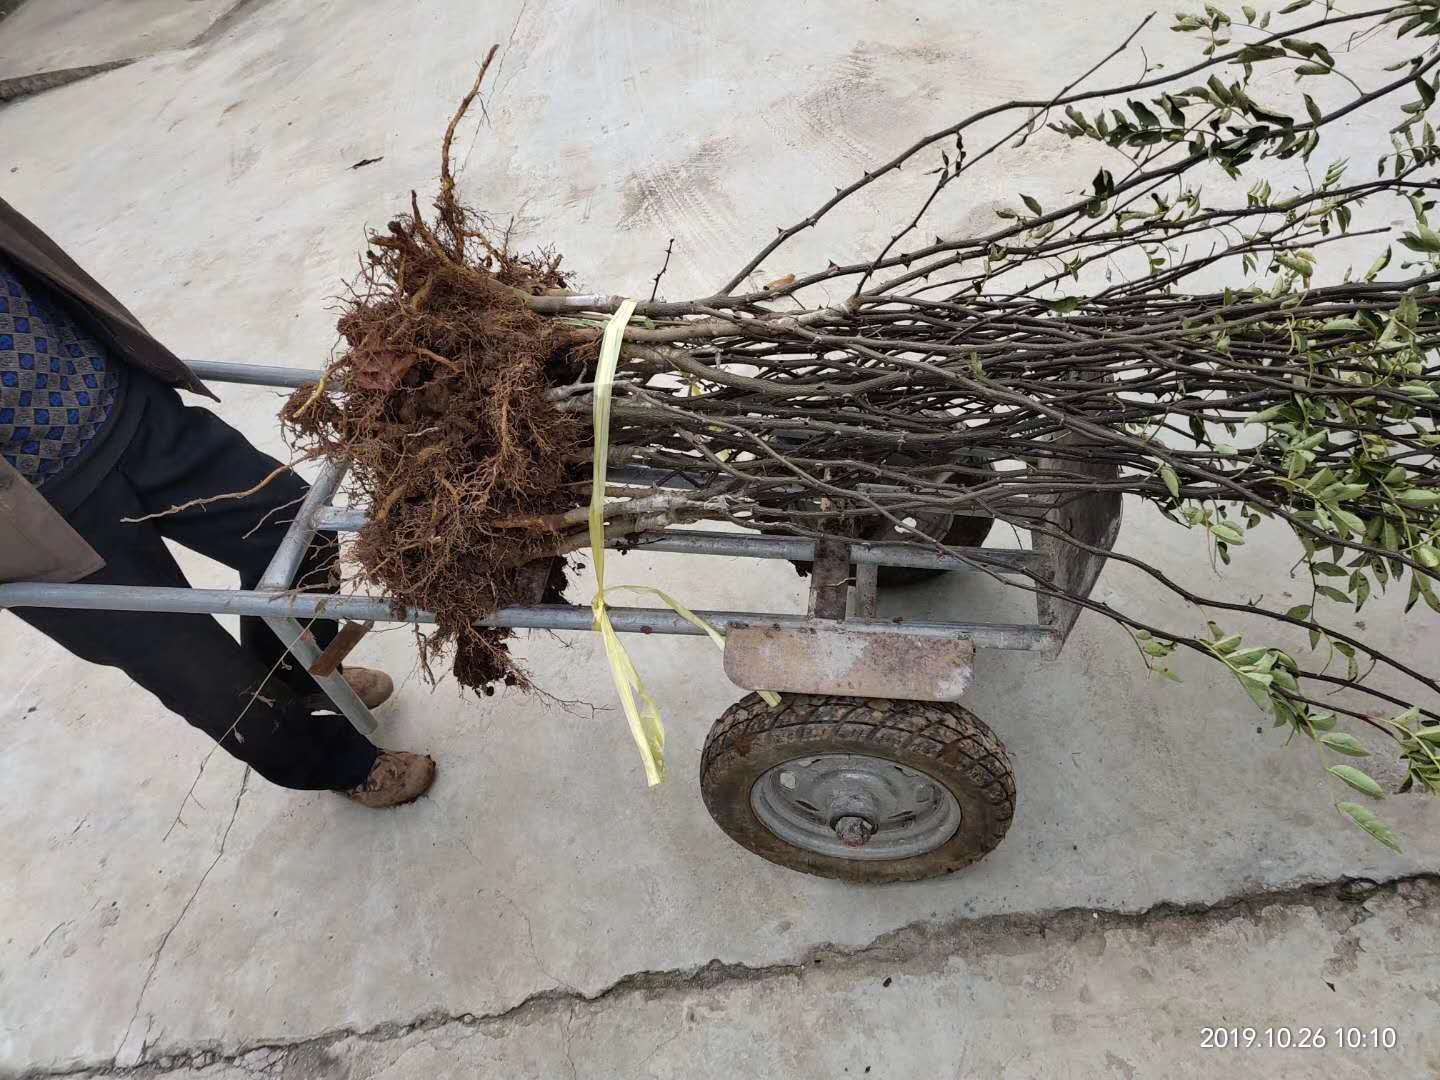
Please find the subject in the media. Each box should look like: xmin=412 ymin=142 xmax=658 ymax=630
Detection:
xmin=0 ymin=255 xmax=124 ymax=485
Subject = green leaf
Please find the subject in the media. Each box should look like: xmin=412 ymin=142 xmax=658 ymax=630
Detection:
xmin=1210 ymin=633 xmax=1244 ymax=655
xmin=1331 ymin=508 xmax=1365 ymax=536
xmin=1021 ymin=193 xmax=1043 ymax=215
xmin=1365 ymin=247 xmax=1392 ymax=281
xmin=1304 ymin=94 xmax=1322 ymax=125
xmin=1420 ymin=575 xmax=1440 ymax=615
xmin=1390 ymin=706 xmax=1420 ymax=730
xmin=1328 ymin=483 xmax=1368 ymax=501
xmin=1278 ymin=0 xmax=1312 ymax=12
xmin=1320 ymin=732 xmax=1370 ymax=757
xmin=1316 ymin=584 xmax=1351 ymax=604
xmin=1401 ymin=381 xmax=1439 ymax=401
xmin=1235 ymin=45 xmax=1288 ymax=65
xmin=1397 ymin=291 xmax=1421 ymax=327
xmin=1415 ymin=545 xmax=1440 ymax=569
xmin=1229 ymin=647 xmax=1271 ymax=666
xmin=1211 ymin=522 xmax=1246 ymax=544
xmin=1396 ymin=489 xmax=1440 ymax=506
xmin=1295 ymin=63 xmax=1333 ymax=76
xmin=1274 ymin=252 xmax=1314 ymax=276
xmin=1047 ymin=297 xmax=1081 ymax=315
xmin=1237 ymin=670 xmax=1274 ymax=711
xmin=1311 ymin=562 xmax=1347 ymax=577
xmin=1159 ymin=463 xmax=1180 ymax=499
xmin=1242 ymin=4 xmax=1257 ymax=23
xmin=1336 ymin=802 xmax=1402 ymax=853
xmin=1351 ymin=572 xmax=1371 ymax=611
xmin=1129 ymin=99 xmax=1160 ymax=128
xmin=1328 ymin=765 xmax=1385 ymax=798
xmin=1284 ymin=604 xmax=1312 ymax=620
xmin=1401 ymin=229 xmax=1440 ymax=253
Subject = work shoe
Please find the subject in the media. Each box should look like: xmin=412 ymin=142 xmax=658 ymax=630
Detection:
xmin=343 ymin=667 xmax=394 ymax=709
xmin=347 ymin=751 xmax=437 ymax=808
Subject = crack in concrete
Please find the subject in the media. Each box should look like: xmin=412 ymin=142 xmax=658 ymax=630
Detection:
xmin=559 ymin=1003 xmax=579 ymax=1080
xmin=631 ymin=1021 xmax=685 ymax=1074
xmin=432 ymin=798 xmax=580 ymax=995
xmin=16 ymin=869 xmax=1436 ymax=1079
xmin=112 ymin=769 xmax=251 ymax=1069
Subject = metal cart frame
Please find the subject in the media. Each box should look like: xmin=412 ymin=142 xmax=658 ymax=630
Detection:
xmin=0 ymin=360 xmax=1122 ymax=881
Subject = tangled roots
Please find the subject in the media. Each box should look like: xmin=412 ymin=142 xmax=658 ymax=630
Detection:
xmin=284 ymin=195 xmax=587 ymax=692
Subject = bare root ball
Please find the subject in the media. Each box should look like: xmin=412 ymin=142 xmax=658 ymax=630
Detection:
xmin=283 ymin=198 xmax=586 ymax=692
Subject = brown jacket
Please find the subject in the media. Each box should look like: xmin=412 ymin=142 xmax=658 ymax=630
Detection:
xmin=0 ymin=197 xmax=215 ymax=583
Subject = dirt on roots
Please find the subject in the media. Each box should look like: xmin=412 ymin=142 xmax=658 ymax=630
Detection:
xmin=283 ymin=183 xmax=595 ymax=691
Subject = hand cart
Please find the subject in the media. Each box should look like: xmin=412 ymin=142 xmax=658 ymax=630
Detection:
xmin=0 ymin=360 xmax=1121 ymax=883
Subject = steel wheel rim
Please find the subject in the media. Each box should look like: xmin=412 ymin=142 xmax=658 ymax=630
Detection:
xmin=749 ymin=754 xmax=963 ymax=861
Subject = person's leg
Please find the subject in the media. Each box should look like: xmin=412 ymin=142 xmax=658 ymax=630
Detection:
xmin=11 ymin=464 xmax=379 ymax=791
xmin=110 ymin=379 xmax=340 ymax=697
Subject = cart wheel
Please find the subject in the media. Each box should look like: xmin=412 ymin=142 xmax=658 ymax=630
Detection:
xmin=787 ymin=459 xmax=996 ymax=586
xmin=788 ymin=510 xmax=996 ymax=587
xmin=701 ymin=694 xmax=1015 ymax=883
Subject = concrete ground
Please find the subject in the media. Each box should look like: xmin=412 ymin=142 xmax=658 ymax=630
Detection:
xmin=0 ymin=0 xmax=236 ymax=80
xmin=0 ymin=1 xmax=1436 ymax=1077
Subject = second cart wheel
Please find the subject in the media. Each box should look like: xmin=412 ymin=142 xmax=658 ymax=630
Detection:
xmin=786 ymin=458 xmax=997 ymax=586
xmin=700 ymin=694 xmax=1015 ymax=883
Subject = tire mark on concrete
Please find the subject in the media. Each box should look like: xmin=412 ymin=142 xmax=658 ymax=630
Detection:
xmin=188 ymin=0 xmax=278 ymax=50
xmin=0 ymin=59 xmax=135 ymax=104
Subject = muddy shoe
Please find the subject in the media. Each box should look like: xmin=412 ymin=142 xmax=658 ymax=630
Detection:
xmin=347 ymin=751 xmax=436 ymax=808
xmin=343 ymin=667 xmax=394 ymax=709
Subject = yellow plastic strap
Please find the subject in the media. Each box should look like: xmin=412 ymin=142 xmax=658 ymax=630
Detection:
xmin=602 ymin=585 xmax=779 ymax=709
xmin=588 ymin=301 xmax=779 ymax=786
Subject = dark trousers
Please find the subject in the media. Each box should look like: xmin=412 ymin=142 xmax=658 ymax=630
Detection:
xmin=11 ymin=378 xmax=380 ymax=790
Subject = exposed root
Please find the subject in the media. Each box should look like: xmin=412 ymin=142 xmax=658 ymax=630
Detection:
xmin=284 ymin=58 xmax=583 ymax=693
xmin=122 ymin=462 xmax=296 ymax=524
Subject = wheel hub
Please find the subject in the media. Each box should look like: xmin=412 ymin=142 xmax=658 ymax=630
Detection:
xmin=832 ymin=815 xmax=876 ymax=848
xmin=750 ymin=754 xmax=962 ymax=861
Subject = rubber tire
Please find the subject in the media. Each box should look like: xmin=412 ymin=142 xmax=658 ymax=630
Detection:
xmin=872 ymin=512 xmax=995 ymax=586
xmin=789 ymin=513 xmax=996 ymax=587
xmin=787 ymin=457 xmax=998 ymax=586
xmin=701 ymin=693 xmax=1015 ymax=883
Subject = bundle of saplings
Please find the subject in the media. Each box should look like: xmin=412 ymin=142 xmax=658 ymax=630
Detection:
xmin=286 ymin=3 xmax=1440 ymax=846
